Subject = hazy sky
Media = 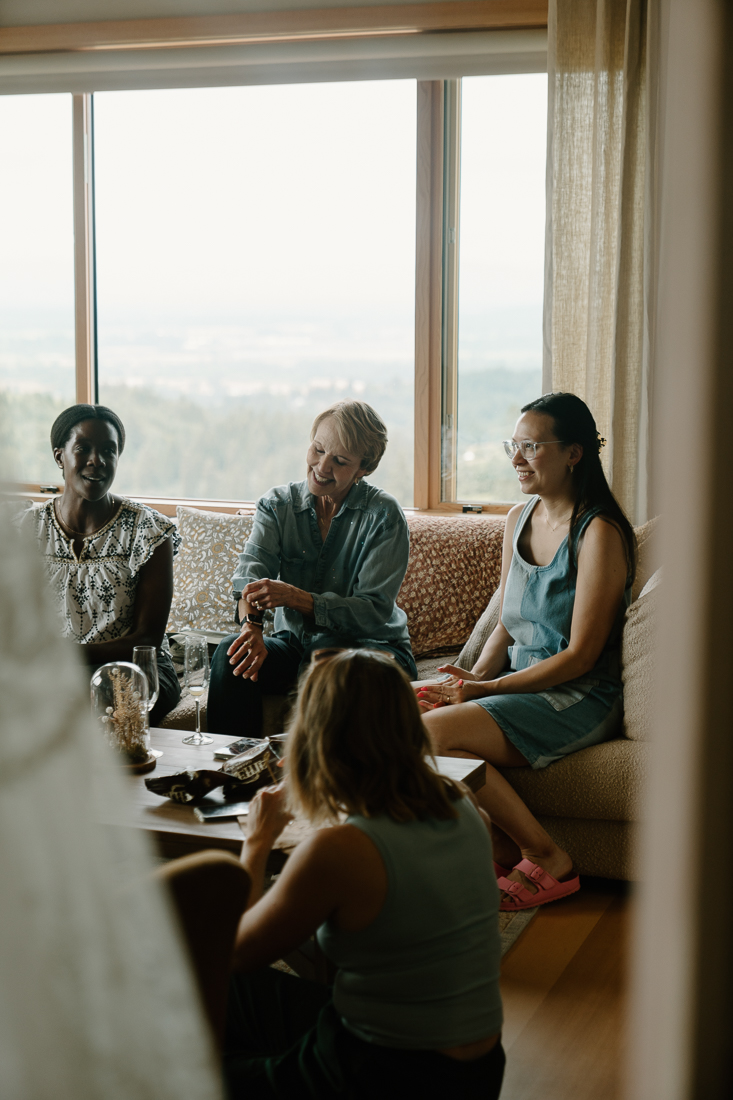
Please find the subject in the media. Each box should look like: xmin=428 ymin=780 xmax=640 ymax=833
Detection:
xmin=93 ymin=80 xmax=417 ymax=319
xmin=460 ymin=73 xmax=547 ymax=313
xmin=0 ymin=74 xmax=547 ymax=320
xmin=0 ymin=93 xmax=74 ymax=311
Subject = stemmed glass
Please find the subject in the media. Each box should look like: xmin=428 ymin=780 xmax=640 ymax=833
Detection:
xmin=133 ymin=646 xmax=160 ymax=757
xmin=183 ymin=635 xmax=212 ymax=746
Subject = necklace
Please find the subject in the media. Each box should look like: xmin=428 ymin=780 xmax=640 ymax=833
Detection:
xmin=544 ymin=507 xmax=573 ymax=533
xmin=54 ymin=500 xmax=87 ymax=538
xmin=54 ymin=497 xmax=114 ymax=540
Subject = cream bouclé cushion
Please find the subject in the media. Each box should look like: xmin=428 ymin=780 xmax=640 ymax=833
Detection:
xmin=632 ymin=515 xmax=659 ymax=601
xmin=456 ymin=586 xmax=502 ymax=671
xmin=167 ymin=506 xmax=254 ymax=635
xmin=621 ymin=567 xmax=661 ymax=741
xmin=501 ymin=738 xmax=650 ymax=822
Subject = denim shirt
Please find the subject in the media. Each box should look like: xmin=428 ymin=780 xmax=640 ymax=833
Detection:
xmin=231 ymin=479 xmax=413 ymax=655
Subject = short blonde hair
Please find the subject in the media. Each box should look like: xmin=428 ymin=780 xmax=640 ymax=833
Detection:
xmin=285 ymin=649 xmax=461 ymax=824
xmin=310 ymin=400 xmax=388 ymax=475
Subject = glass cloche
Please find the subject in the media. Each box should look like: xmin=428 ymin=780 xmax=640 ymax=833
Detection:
xmin=91 ymin=661 xmax=149 ymax=764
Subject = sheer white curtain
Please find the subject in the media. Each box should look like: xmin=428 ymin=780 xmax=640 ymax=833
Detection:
xmin=543 ymin=0 xmax=659 ymax=523
xmin=0 ymin=506 xmax=222 ymax=1099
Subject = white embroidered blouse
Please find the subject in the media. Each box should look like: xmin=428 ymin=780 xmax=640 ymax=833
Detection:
xmin=21 ymin=498 xmax=180 ymax=645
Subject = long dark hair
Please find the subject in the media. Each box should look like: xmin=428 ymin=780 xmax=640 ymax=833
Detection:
xmin=521 ymin=392 xmax=636 ymax=580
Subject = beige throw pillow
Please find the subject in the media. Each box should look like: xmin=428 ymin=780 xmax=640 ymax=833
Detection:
xmin=167 ymin=506 xmax=254 ymax=635
xmin=632 ymin=515 xmax=660 ymax=601
xmin=456 ymin=586 xmax=502 ymax=671
xmin=621 ymin=568 xmax=661 ymax=741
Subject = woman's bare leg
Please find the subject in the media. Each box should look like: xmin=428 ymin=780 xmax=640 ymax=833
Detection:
xmin=423 ymin=702 xmax=574 ymax=892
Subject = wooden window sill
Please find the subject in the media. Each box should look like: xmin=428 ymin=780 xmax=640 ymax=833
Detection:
xmin=7 ymin=485 xmax=512 ymax=519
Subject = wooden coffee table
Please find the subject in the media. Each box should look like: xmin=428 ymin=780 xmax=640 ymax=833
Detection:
xmin=99 ymin=728 xmax=486 ymax=861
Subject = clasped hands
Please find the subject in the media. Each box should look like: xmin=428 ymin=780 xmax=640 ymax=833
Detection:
xmin=228 ymin=578 xmax=314 ymax=679
xmin=242 ymin=578 xmax=301 ymax=613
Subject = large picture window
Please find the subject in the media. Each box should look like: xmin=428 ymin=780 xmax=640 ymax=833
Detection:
xmin=2 ymin=46 xmax=548 ymax=513
xmin=454 ymin=74 xmax=547 ymax=504
xmin=0 ymin=94 xmax=75 ymax=486
xmin=94 ymin=82 xmax=416 ymax=506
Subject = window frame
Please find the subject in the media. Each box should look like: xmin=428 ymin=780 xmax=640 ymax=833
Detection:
xmin=5 ymin=3 xmax=547 ymax=517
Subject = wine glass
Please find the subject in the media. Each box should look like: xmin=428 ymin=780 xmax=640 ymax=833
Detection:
xmin=133 ymin=646 xmax=160 ymax=756
xmin=183 ymin=635 xmax=212 ymax=747
xmin=132 ymin=646 xmax=159 ymax=714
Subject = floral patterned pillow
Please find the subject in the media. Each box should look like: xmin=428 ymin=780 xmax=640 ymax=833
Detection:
xmin=167 ymin=507 xmax=254 ymax=634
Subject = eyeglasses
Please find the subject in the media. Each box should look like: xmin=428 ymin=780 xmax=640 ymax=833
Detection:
xmin=502 ymin=439 xmax=567 ymax=461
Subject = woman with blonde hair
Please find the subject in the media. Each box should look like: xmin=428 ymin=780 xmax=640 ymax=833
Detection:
xmin=208 ymin=399 xmax=416 ymax=737
xmin=222 ymin=648 xmax=505 ymax=1099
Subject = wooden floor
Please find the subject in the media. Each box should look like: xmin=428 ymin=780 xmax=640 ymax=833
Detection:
xmin=499 ymin=878 xmax=631 ymax=1100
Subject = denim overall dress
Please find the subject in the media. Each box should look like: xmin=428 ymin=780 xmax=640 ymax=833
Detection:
xmin=476 ymin=496 xmax=631 ymax=769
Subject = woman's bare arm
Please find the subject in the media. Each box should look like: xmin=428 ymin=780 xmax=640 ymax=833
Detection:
xmin=424 ymin=517 xmax=628 ymax=705
xmin=234 ymin=788 xmax=387 ymax=972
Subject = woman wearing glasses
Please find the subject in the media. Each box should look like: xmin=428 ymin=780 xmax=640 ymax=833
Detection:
xmin=417 ymin=392 xmax=636 ymax=911
xmin=223 ymin=649 xmax=505 ymax=1099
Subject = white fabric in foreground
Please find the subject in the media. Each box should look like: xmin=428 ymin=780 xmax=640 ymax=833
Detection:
xmin=0 ymin=510 xmax=221 ymax=1099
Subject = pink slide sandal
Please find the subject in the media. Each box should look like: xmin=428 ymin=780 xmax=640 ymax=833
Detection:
xmin=497 ymin=858 xmax=580 ymax=911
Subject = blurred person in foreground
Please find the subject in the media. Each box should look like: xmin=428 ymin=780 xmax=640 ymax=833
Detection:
xmin=208 ymin=400 xmax=416 ymax=737
xmin=219 ymin=648 xmax=504 ymax=1098
xmin=19 ymin=403 xmax=181 ymax=725
xmin=0 ymin=477 xmax=221 ymax=1099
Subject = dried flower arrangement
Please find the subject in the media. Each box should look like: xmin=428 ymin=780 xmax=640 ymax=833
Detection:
xmin=99 ymin=666 xmax=148 ymax=764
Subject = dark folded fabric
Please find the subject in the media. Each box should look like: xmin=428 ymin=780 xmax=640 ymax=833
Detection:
xmin=145 ymin=741 xmax=278 ymax=804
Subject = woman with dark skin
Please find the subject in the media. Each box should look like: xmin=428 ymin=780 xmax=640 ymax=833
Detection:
xmin=21 ymin=404 xmax=181 ymax=724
